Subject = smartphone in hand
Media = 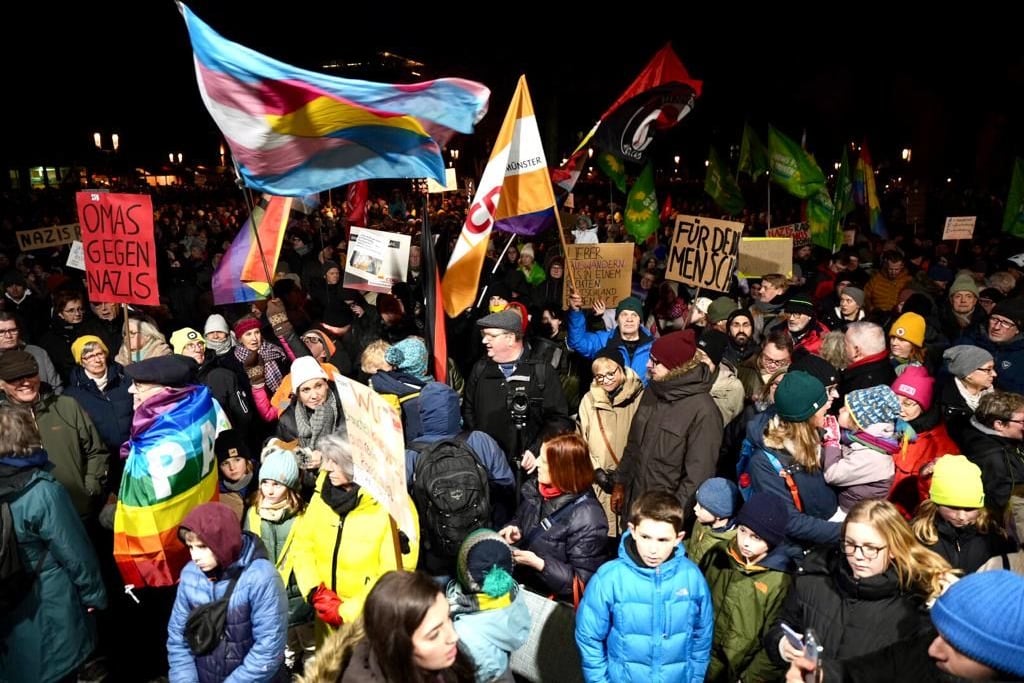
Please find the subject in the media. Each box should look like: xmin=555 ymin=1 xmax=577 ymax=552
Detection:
xmin=780 ymin=622 xmax=804 ymax=650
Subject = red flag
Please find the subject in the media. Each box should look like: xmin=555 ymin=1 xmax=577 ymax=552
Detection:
xmin=600 ymin=43 xmax=703 ymax=120
xmin=421 ymin=216 xmax=447 ymax=383
xmin=660 ymin=193 xmax=674 ymax=222
xmin=345 ymin=181 xmax=368 ymax=226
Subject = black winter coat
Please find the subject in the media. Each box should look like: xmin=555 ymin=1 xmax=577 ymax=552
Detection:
xmin=64 ymin=362 xmax=133 ymax=490
xmin=938 ymin=375 xmax=975 ymax=449
xmin=196 ymin=351 xmax=253 ymax=433
xmin=926 ymin=515 xmax=1014 ymax=574
xmin=838 ymin=354 xmax=895 ymax=405
xmin=766 ymin=547 xmax=932 ymax=667
xmin=511 ymin=481 xmax=608 ymax=601
xmin=959 ymin=420 xmax=1024 ymax=510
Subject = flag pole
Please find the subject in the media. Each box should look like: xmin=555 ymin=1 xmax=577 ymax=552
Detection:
xmin=766 ymin=171 xmax=772 ymax=230
xmin=553 ymin=209 xmax=578 ymax=293
xmin=475 ymin=233 xmax=518 ymax=309
xmin=232 ymin=159 xmax=275 ymax=287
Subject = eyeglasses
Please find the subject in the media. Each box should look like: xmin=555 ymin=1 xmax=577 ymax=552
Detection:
xmin=1003 ymin=418 xmax=1024 ymax=425
xmin=0 ymin=328 xmax=18 ymax=336
xmin=973 ymin=365 xmax=997 ymax=375
xmin=81 ymin=352 xmax=106 ymax=362
xmin=990 ymin=317 xmax=1018 ymax=329
xmin=183 ymin=342 xmax=205 ymax=351
xmin=842 ymin=541 xmax=887 ymax=559
xmin=762 ymin=356 xmax=790 ymax=369
xmin=301 ymin=336 xmax=323 ymax=345
xmin=594 ymin=368 xmax=620 ymax=383
xmin=63 ymin=307 xmax=84 ymax=315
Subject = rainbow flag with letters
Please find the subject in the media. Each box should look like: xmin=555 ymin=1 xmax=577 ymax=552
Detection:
xmin=113 ymin=385 xmax=230 ymax=588
xmin=212 ymin=195 xmax=292 ymax=304
xmin=178 ymin=3 xmax=490 ymax=196
xmin=441 ymin=76 xmax=556 ymax=316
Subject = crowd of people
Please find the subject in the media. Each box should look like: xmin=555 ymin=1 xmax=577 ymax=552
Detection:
xmin=1 ymin=182 xmax=1024 ymax=683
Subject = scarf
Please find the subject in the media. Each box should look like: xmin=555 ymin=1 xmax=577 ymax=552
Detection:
xmin=321 ymin=481 xmax=360 ymax=518
xmin=206 ymin=334 xmax=234 ymax=356
xmin=0 ymin=448 xmax=49 ymax=469
xmin=955 ymin=377 xmax=991 ymax=412
xmin=221 ymin=469 xmax=253 ymax=493
xmin=86 ymin=368 xmax=109 ymax=392
xmin=538 ymin=482 xmax=563 ymax=499
xmin=446 ymin=580 xmax=517 ymax=616
xmin=294 ymin=390 xmax=338 ymax=450
xmin=258 ymin=498 xmax=293 ymax=522
xmin=234 ymin=340 xmax=286 ymax=394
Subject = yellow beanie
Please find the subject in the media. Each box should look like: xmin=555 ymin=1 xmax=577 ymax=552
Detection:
xmin=71 ymin=335 xmax=108 ymax=364
xmin=930 ymin=454 xmax=985 ymax=508
xmin=889 ymin=312 xmax=926 ymax=348
xmin=170 ymin=327 xmax=205 ymax=355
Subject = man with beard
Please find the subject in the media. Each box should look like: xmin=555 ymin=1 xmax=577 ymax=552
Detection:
xmin=723 ymin=308 xmax=757 ymax=366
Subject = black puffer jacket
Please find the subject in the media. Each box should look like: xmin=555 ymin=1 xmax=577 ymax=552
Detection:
xmin=938 ymin=374 xmax=975 ymax=449
xmin=510 ymin=481 xmax=608 ymax=601
xmin=926 ymin=515 xmax=1014 ymax=574
xmin=616 ymin=363 xmax=723 ymax=527
xmin=765 ymin=547 xmax=932 ymax=667
xmin=959 ymin=419 xmax=1024 ymax=509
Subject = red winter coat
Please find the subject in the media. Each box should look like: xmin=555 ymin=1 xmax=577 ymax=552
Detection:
xmin=888 ymin=422 xmax=959 ymax=519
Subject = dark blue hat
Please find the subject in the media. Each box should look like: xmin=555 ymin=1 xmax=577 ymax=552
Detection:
xmin=125 ymin=355 xmax=198 ymax=388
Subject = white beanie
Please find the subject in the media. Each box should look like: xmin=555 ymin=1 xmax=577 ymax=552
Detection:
xmin=290 ymin=356 xmax=328 ymax=390
xmin=204 ymin=314 xmax=230 ymax=336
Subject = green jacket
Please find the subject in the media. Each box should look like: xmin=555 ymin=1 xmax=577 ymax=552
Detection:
xmin=700 ymin=541 xmax=792 ymax=683
xmin=0 ymin=388 xmax=109 ymax=517
xmin=686 ymin=521 xmax=737 ymax=568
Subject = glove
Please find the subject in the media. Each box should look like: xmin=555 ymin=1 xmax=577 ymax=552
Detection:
xmin=593 ymin=468 xmax=616 ymax=494
xmin=821 ymin=414 xmax=841 ymax=448
xmin=610 ymin=483 xmax=625 ymax=515
xmin=241 ymin=349 xmax=266 ymax=389
xmin=310 ymin=583 xmax=343 ymax=627
xmin=266 ymin=298 xmax=294 ymax=338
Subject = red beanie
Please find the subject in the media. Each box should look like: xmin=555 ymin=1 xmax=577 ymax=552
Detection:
xmin=233 ymin=316 xmax=262 ymax=338
xmin=891 ymin=365 xmax=935 ymax=411
xmin=650 ymin=329 xmax=697 ymax=371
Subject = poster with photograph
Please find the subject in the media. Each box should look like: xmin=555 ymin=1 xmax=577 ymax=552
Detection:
xmin=343 ymin=226 xmax=412 ymax=294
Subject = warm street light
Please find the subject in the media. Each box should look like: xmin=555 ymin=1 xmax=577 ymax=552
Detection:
xmin=93 ymin=132 xmax=102 ymax=149
xmin=674 ymin=155 xmax=681 ymax=165
xmin=901 ymin=148 xmax=912 ymax=162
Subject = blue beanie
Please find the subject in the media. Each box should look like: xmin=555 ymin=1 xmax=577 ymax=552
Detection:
xmin=258 ymin=448 xmax=300 ymax=490
xmin=733 ymin=492 xmax=789 ymax=549
xmin=844 ymin=385 xmax=901 ymax=429
xmin=931 ymin=570 xmax=1024 ymax=677
xmin=695 ymin=477 xmax=742 ymax=519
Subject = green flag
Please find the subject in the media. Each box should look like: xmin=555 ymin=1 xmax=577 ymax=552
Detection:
xmin=768 ymin=125 xmax=825 ymax=199
xmin=704 ymin=146 xmax=745 ymax=215
xmin=807 ymin=183 xmax=835 ymax=251
xmin=824 ymin=149 xmax=854 ymax=251
xmin=625 ymin=162 xmax=659 ymax=243
xmin=739 ymin=123 xmax=769 ymax=178
xmin=1004 ymin=157 xmax=1024 ymax=236
xmin=597 ymin=151 xmax=628 ymax=193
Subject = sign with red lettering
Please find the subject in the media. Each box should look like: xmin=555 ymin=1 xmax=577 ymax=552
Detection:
xmin=76 ymin=192 xmax=159 ymax=306
xmin=665 ymin=214 xmax=744 ymax=291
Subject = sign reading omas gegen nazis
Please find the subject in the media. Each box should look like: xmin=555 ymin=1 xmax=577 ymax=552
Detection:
xmin=665 ymin=214 xmax=744 ymax=291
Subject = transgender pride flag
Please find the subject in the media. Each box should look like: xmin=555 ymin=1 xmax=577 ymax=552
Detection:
xmin=441 ymin=76 xmax=556 ymax=316
xmin=178 ymin=3 xmax=489 ymax=196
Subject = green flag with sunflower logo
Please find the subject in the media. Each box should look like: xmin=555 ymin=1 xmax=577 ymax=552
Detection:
xmin=625 ymin=162 xmax=659 ymax=243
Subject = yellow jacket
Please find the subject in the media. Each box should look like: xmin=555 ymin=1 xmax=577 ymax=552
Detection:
xmin=291 ymin=472 xmax=418 ymax=629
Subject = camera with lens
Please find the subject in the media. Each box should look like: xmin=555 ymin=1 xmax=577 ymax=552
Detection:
xmin=507 ymin=384 xmax=531 ymax=429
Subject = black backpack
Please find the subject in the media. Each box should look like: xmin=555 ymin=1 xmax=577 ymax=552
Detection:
xmin=411 ymin=433 xmax=491 ymax=558
xmin=0 ymin=500 xmax=45 ymax=612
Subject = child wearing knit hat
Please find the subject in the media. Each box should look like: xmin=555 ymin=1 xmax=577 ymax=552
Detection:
xmin=243 ymin=445 xmax=311 ymax=671
xmin=699 ymin=493 xmax=792 ymax=683
xmin=686 ymin=477 xmax=742 ymax=566
xmin=823 ymin=385 xmax=904 ymax=513
xmin=889 ymin=312 xmax=927 ymax=369
xmin=446 ymin=530 xmax=530 ymax=683
xmin=910 ymin=455 xmax=1015 ymax=574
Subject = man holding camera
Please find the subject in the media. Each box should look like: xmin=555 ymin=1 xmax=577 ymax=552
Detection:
xmin=463 ymin=309 xmax=571 ymax=479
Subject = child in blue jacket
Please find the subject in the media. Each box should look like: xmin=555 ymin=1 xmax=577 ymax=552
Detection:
xmin=575 ymin=491 xmax=713 ymax=683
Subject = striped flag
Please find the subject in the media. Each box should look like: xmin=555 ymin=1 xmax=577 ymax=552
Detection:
xmin=441 ymin=76 xmax=556 ymax=316
xmin=855 ymin=142 xmax=887 ymax=238
xmin=211 ymin=196 xmax=292 ymax=304
xmin=178 ymin=3 xmax=489 ymax=196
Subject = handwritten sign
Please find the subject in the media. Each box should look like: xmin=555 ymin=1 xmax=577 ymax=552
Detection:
xmin=335 ymin=375 xmax=417 ymax=546
xmin=563 ymin=243 xmax=634 ymax=309
xmin=737 ymin=238 xmax=794 ymax=278
xmin=665 ymin=214 xmax=743 ymax=291
xmin=16 ymin=223 xmax=81 ymax=251
xmin=66 ymin=240 xmax=85 ymax=271
xmin=766 ymin=222 xmax=811 ymax=247
xmin=942 ymin=216 xmax=977 ymax=241
xmin=76 ymin=192 xmax=159 ymax=305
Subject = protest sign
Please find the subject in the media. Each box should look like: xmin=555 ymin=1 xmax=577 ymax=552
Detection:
xmin=562 ymin=243 xmax=634 ymax=309
xmin=942 ymin=216 xmax=977 ymax=241
xmin=737 ymin=238 xmax=793 ymax=278
xmin=16 ymin=223 xmax=80 ymax=251
xmin=335 ymin=375 xmax=417 ymax=547
xmin=76 ymin=192 xmax=159 ymax=305
xmin=343 ymin=226 xmax=412 ymax=294
xmin=66 ymin=240 xmax=85 ymax=271
xmin=766 ymin=222 xmax=811 ymax=247
xmin=665 ymin=214 xmax=743 ymax=291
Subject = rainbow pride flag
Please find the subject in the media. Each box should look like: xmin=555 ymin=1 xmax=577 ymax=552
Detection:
xmin=114 ymin=385 xmax=230 ymax=588
xmin=178 ymin=3 xmax=489 ymax=196
xmin=212 ymin=195 xmax=292 ymax=305
xmin=854 ymin=142 xmax=887 ymax=238
xmin=442 ymin=76 xmax=556 ymax=316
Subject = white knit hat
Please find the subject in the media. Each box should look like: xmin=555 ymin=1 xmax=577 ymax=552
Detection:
xmin=204 ymin=314 xmax=230 ymax=336
xmin=290 ymin=356 xmax=328 ymax=390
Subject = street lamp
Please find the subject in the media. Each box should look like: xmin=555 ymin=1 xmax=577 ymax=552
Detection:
xmin=112 ymin=134 xmax=120 ymax=152
xmin=93 ymin=132 xmax=102 ymax=149
xmin=674 ymin=155 xmax=681 ymax=165
xmin=901 ymin=148 xmax=912 ymax=162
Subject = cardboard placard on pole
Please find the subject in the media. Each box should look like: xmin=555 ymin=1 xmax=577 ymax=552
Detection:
xmin=562 ymin=243 xmax=634 ymax=309
xmin=942 ymin=216 xmax=977 ymax=241
xmin=664 ymin=214 xmax=743 ymax=291
xmin=76 ymin=192 xmax=160 ymax=305
xmin=16 ymin=223 xmax=81 ymax=252
xmin=737 ymin=237 xmax=794 ymax=278
xmin=766 ymin=222 xmax=810 ymax=247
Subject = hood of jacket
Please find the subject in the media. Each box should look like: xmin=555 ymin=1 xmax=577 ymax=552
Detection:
xmin=417 ymin=381 xmax=461 ymax=438
xmin=617 ymin=530 xmax=690 ymax=580
xmin=649 ymin=362 xmax=713 ymax=402
xmin=180 ymin=502 xmax=247 ymax=570
xmin=369 ymin=369 xmax=427 ymax=398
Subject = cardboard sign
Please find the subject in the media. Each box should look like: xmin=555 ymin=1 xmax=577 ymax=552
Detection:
xmin=66 ymin=240 xmax=85 ymax=271
xmin=562 ymin=243 xmax=634 ymax=309
xmin=766 ymin=222 xmax=811 ymax=247
xmin=335 ymin=374 xmax=417 ymax=546
xmin=737 ymin=238 xmax=794 ymax=278
xmin=426 ymin=168 xmax=458 ymax=193
xmin=76 ymin=192 xmax=159 ymax=305
xmin=16 ymin=223 xmax=81 ymax=251
xmin=942 ymin=216 xmax=977 ymax=241
xmin=665 ymin=214 xmax=743 ymax=291
xmin=343 ymin=226 xmax=411 ymax=294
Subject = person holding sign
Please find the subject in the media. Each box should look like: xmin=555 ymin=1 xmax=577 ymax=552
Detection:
xmin=567 ymin=293 xmax=654 ymax=387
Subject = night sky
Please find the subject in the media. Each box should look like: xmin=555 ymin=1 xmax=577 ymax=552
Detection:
xmin=6 ymin=3 xmax=1022 ymax=189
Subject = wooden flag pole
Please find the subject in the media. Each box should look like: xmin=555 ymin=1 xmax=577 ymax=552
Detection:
xmin=553 ymin=210 xmax=578 ymax=293
xmin=233 ymin=159 xmax=275 ymax=287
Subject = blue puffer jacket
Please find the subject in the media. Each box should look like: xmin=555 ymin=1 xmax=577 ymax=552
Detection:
xmin=64 ymin=362 xmax=133 ymax=456
xmin=576 ymin=532 xmax=714 ymax=683
xmin=567 ymin=310 xmax=654 ymax=385
xmin=167 ymin=532 xmax=288 ymax=683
